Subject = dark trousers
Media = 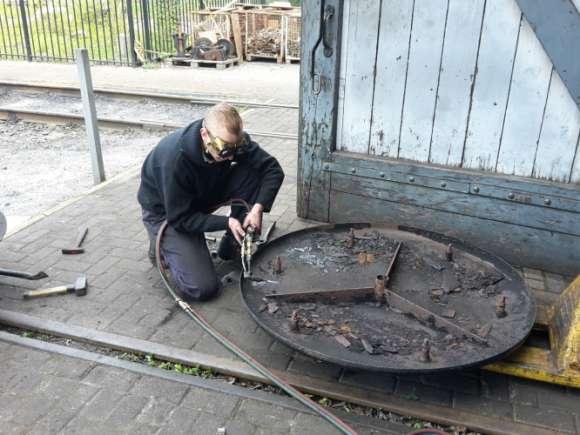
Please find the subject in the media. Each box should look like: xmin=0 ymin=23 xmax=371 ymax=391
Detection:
xmin=142 ymin=163 xmax=260 ymax=301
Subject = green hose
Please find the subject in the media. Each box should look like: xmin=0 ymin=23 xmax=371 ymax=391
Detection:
xmin=155 ymin=219 xmax=358 ymax=435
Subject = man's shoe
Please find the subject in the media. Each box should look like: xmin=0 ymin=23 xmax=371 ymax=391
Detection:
xmin=217 ymin=231 xmax=240 ymax=261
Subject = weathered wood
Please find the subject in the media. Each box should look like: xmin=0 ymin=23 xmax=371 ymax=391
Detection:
xmin=331 ymin=173 xmax=580 ymax=237
xmin=230 ymin=12 xmax=244 ymax=61
xmin=398 ymin=0 xmax=448 ymax=162
xmin=329 ymin=189 xmax=580 ymax=275
xmin=297 ymin=0 xmax=342 ymax=221
xmin=533 ymin=72 xmax=580 ymax=182
xmin=462 ymin=0 xmax=521 ymax=171
xmin=515 ymin=0 xmax=580 ymax=110
xmin=429 ymin=0 xmax=485 ymax=167
xmin=327 ymin=152 xmax=580 ymax=206
xmin=338 ymin=0 xmax=381 ymax=153
xmin=368 ymin=0 xmax=414 ymax=158
xmin=496 ymin=18 xmax=552 ymax=177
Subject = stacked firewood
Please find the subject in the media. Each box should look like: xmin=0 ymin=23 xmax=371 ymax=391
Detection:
xmin=246 ymin=28 xmax=281 ymax=56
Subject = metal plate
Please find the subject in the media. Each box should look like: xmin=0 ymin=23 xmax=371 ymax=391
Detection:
xmin=240 ymin=223 xmax=535 ymax=373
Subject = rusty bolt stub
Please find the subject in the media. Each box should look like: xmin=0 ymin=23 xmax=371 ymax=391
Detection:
xmin=496 ymin=295 xmax=507 ymax=318
xmin=419 ymin=338 xmax=431 ymax=363
xmin=289 ymin=310 xmax=300 ymax=332
xmin=446 ymin=244 xmax=454 ymax=262
xmin=345 ymin=227 xmax=355 ymax=249
xmin=272 ymin=256 xmax=283 ymax=275
xmin=374 ymin=275 xmax=386 ymax=304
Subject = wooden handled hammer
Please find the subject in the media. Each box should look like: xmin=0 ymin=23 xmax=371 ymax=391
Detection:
xmin=23 ymin=276 xmax=88 ymax=299
xmin=62 ymin=227 xmax=89 ymax=255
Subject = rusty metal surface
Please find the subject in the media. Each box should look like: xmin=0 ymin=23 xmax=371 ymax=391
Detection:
xmin=240 ymin=223 xmax=536 ymax=373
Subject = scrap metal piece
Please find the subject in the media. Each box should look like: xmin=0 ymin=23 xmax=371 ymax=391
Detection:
xmin=446 ymin=244 xmax=454 ymax=262
xmin=385 ymin=287 xmax=488 ymax=345
xmin=0 ymin=268 xmax=48 ymax=280
xmin=256 ymin=221 xmax=277 ymax=247
xmin=335 ymin=335 xmax=351 ymax=348
xmin=384 ymin=242 xmax=402 ymax=287
xmin=265 ymin=286 xmax=375 ymax=303
xmin=289 ymin=310 xmax=300 ymax=332
xmin=272 ymin=256 xmax=283 ymax=275
xmin=496 ymin=295 xmax=507 ymax=318
xmin=266 ymin=302 xmax=279 ymax=314
xmin=361 ymin=338 xmax=375 ymax=355
xmin=419 ymin=338 xmax=431 ymax=363
xmin=374 ymin=275 xmax=385 ymax=304
xmin=345 ymin=228 xmax=355 ymax=249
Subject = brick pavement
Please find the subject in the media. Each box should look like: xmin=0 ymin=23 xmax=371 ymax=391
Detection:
xmin=0 ymin=340 xmax=405 ymax=434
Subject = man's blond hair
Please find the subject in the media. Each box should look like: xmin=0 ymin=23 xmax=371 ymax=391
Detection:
xmin=205 ymin=102 xmax=243 ymax=137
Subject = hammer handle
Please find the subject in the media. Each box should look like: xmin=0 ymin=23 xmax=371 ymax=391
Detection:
xmin=23 ymin=285 xmax=69 ymax=299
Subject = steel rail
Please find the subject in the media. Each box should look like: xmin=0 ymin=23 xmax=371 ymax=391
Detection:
xmin=0 ymin=81 xmax=300 ymax=110
xmin=155 ymin=220 xmax=358 ymax=435
xmin=0 ymin=107 xmax=298 ymax=141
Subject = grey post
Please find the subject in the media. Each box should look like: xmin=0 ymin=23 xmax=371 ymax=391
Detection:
xmin=75 ymin=48 xmax=106 ymax=184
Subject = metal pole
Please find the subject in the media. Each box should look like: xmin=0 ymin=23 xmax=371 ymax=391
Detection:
xmin=141 ymin=0 xmax=151 ymax=60
xmin=126 ymin=0 xmax=138 ymax=66
xmin=18 ymin=0 xmax=32 ymax=61
xmin=75 ymin=48 xmax=106 ymax=184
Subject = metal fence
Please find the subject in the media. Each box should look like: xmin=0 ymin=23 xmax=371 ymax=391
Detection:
xmin=0 ymin=0 xmax=203 ymax=66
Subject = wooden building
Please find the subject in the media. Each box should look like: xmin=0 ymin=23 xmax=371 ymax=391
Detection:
xmin=298 ymin=0 xmax=580 ymax=274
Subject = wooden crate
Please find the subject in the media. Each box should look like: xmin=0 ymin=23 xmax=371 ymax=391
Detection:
xmin=284 ymin=13 xmax=301 ymax=63
xmin=244 ymin=10 xmax=284 ymax=63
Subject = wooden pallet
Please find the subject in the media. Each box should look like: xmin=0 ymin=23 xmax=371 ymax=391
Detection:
xmin=171 ymin=57 xmax=240 ymax=70
xmin=246 ymin=53 xmax=284 ymax=64
xmin=285 ymin=56 xmax=300 ymax=64
xmin=483 ymin=275 xmax=580 ymax=388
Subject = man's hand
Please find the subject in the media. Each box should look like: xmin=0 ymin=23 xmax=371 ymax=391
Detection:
xmin=228 ymin=217 xmax=246 ymax=245
xmin=243 ymin=204 xmax=264 ymax=233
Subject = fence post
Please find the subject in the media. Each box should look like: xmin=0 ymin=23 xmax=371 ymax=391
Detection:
xmin=18 ymin=0 xmax=32 ymax=61
xmin=141 ymin=0 xmax=152 ymax=60
xmin=75 ymin=48 xmax=106 ymax=185
xmin=126 ymin=0 xmax=138 ymax=66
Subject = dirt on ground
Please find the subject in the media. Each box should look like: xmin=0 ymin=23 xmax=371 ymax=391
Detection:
xmin=0 ymin=119 xmax=169 ymax=232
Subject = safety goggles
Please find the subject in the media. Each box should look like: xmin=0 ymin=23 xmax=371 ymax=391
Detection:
xmin=204 ymin=125 xmax=240 ymax=159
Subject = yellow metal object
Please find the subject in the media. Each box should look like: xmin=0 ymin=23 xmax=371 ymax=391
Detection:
xmin=484 ymin=275 xmax=580 ymax=388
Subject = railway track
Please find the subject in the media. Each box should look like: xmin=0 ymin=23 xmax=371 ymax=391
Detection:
xmin=0 ymin=81 xmax=299 ymax=141
xmin=0 ymin=81 xmax=299 ymax=110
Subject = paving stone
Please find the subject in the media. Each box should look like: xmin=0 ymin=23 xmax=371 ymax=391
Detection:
xmin=28 ymin=406 xmax=79 ymax=435
xmin=396 ymin=379 xmax=452 ymax=407
xmin=130 ymin=376 xmax=189 ymax=405
xmin=224 ymin=414 xmax=259 ymax=435
xmin=182 ymin=386 xmax=240 ymax=416
xmin=290 ymin=413 xmax=342 ymax=435
xmin=63 ymin=416 xmax=125 ymax=435
xmin=39 ymin=354 xmax=96 ymax=379
xmin=124 ymin=422 xmax=160 ymax=435
xmin=340 ymin=370 xmax=396 ymax=394
xmin=509 ymin=378 xmax=540 ymax=406
xmin=82 ymin=365 xmax=140 ymax=392
xmin=156 ymin=406 xmax=198 ymax=435
xmin=8 ymin=392 xmax=58 ymax=425
xmin=288 ymin=353 xmax=343 ymax=382
xmin=75 ymin=388 xmax=126 ymax=422
xmin=420 ymin=372 xmax=481 ymax=396
xmin=104 ymin=394 xmax=150 ymax=428
xmin=480 ymin=371 xmax=511 ymax=402
xmin=235 ymin=399 xmax=297 ymax=432
xmin=453 ymin=391 xmax=513 ymax=419
xmin=536 ymin=384 xmax=580 ymax=414
xmin=135 ymin=397 xmax=175 ymax=426
xmin=514 ymin=403 xmax=577 ymax=433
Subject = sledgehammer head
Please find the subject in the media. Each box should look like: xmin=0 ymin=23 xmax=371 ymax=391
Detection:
xmin=73 ymin=276 xmax=88 ymax=296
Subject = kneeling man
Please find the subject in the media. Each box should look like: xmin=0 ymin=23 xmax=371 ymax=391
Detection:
xmin=137 ymin=103 xmax=284 ymax=301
